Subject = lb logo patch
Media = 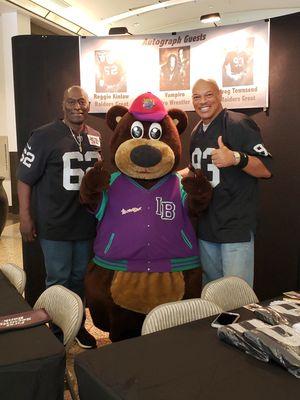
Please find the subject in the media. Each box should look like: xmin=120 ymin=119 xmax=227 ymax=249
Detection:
xmin=156 ymin=197 xmax=176 ymax=220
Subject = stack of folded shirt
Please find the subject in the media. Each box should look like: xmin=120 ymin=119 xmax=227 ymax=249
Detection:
xmin=218 ymin=319 xmax=269 ymax=362
xmin=254 ymin=300 xmax=300 ymax=326
xmin=217 ymin=300 xmax=300 ymax=378
xmin=244 ymin=323 xmax=300 ymax=378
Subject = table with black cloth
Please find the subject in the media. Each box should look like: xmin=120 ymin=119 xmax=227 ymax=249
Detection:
xmin=75 ymin=305 xmax=299 ymax=400
xmin=0 ymin=271 xmax=66 ymax=400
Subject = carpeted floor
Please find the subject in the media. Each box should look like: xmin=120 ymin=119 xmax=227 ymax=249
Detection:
xmin=65 ymin=309 xmax=111 ymax=399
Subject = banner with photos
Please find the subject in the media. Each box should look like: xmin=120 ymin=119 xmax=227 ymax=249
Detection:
xmin=79 ymin=20 xmax=269 ymax=113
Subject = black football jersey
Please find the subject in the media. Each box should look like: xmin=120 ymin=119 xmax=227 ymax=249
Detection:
xmin=17 ymin=120 xmax=101 ymax=240
xmin=190 ymin=109 xmax=272 ymax=243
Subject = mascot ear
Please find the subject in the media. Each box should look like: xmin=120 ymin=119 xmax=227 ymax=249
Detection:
xmin=106 ymin=105 xmax=128 ymax=131
xmin=168 ymin=109 xmax=188 ymax=135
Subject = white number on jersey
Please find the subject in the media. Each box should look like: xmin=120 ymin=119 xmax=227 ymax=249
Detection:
xmin=20 ymin=144 xmax=35 ymax=168
xmin=191 ymin=147 xmax=220 ymax=188
xmin=253 ymin=144 xmax=269 ymax=156
xmin=63 ymin=151 xmax=100 ymax=191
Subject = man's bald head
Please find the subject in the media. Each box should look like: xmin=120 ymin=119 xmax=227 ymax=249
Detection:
xmin=62 ymin=86 xmax=90 ymax=128
xmin=192 ymin=79 xmax=223 ymax=124
xmin=192 ymin=79 xmax=220 ymax=93
xmin=63 ymin=85 xmax=89 ymax=103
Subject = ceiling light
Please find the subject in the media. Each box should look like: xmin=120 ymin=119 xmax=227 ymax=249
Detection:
xmin=6 ymin=0 xmax=95 ymax=35
xmin=32 ymin=0 xmax=71 ymax=8
xmin=77 ymin=28 xmax=94 ymax=37
xmin=101 ymin=0 xmax=194 ymax=25
xmin=46 ymin=11 xmax=80 ymax=33
xmin=108 ymin=27 xmax=132 ymax=35
xmin=200 ymin=12 xmax=221 ymax=24
xmin=52 ymin=0 xmax=71 ymax=7
xmin=6 ymin=0 xmax=48 ymax=17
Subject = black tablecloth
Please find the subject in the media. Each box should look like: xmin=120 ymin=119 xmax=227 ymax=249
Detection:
xmin=0 ymin=271 xmax=66 ymax=400
xmin=75 ymin=306 xmax=299 ymax=400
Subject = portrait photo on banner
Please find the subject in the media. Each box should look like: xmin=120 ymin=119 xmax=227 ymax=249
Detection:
xmin=159 ymin=46 xmax=190 ymax=91
xmin=94 ymin=49 xmax=127 ymax=93
xmin=222 ymin=36 xmax=254 ymax=87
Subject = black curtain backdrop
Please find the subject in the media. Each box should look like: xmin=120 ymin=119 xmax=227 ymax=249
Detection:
xmin=12 ymin=13 xmax=300 ymax=305
xmin=12 ymin=35 xmax=81 ymax=304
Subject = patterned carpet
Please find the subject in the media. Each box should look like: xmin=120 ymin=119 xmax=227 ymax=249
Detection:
xmin=65 ymin=309 xmax=111 ymax=399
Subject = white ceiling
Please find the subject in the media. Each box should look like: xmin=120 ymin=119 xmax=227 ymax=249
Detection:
xmin=1 ymin=0 xmax=300 ymax=35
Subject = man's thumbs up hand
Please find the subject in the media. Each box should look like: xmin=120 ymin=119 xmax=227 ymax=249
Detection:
xmin=217 ymin=135 xmax=225 ymax=148
xmin=211 ymin=135 xmax=235 ymax=168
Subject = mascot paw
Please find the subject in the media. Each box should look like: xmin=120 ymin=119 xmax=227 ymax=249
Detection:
xmin=182 ymin=169 xmax=213 ymax=215
xmin=181 ymin=168 xmax=211 ymax=195
xmin=80 ymin=160 xmax=110 ymax=207
xmin=85 ymin=160 xmax=110 ymax=190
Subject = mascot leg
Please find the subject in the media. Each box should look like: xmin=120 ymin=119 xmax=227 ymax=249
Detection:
xmin=109 ymin=306 xmax=145 ymax=342
xmin=182 ymin=268 xmax=202 ymax=299
xmin=84 ymin=263 xmax=145 ymax=342
xmin=84 ymin=263 xmax=113 ymax=332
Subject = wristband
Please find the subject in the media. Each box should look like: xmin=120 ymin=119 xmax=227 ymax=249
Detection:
xmin=237 ymin=152 xmax=249 ymax=169
xmin=233 ymin=151 xmax=240 ymax=166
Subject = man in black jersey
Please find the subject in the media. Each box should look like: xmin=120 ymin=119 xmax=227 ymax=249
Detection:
xmin=17 ymin=86 xmax=101 ymax=348
xmin=187 ymin=79 xmax=272 ymax=287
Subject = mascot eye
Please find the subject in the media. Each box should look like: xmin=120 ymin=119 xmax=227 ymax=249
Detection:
xmin=131 ymin=121 xmax=144 ymax=139
xmin=149 ymin=123 xmax=162 ymax=140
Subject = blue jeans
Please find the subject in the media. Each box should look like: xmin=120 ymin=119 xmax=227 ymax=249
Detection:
xmin=39 ymin=239 xmax=93 ymax=339
xmin=199 ymin=233 xmax=254 ymax=287
xmin=39 ymin=239 xmax=93 ymax=300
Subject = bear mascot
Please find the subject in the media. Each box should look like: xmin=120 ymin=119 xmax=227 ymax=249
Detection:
xmin=80 ymin=92 xmax=212 ymax=342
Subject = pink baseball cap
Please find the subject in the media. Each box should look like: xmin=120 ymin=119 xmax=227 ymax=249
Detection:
xmin=129 ymin=92 xmax=167 ymax=122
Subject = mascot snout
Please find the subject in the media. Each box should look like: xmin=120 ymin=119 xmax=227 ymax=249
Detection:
xmin=130 ymin=144 xmax=162 ymax=167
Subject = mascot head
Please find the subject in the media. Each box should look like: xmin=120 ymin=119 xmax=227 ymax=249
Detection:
xmin=106 ymin=92 xmax=188 ymax=180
